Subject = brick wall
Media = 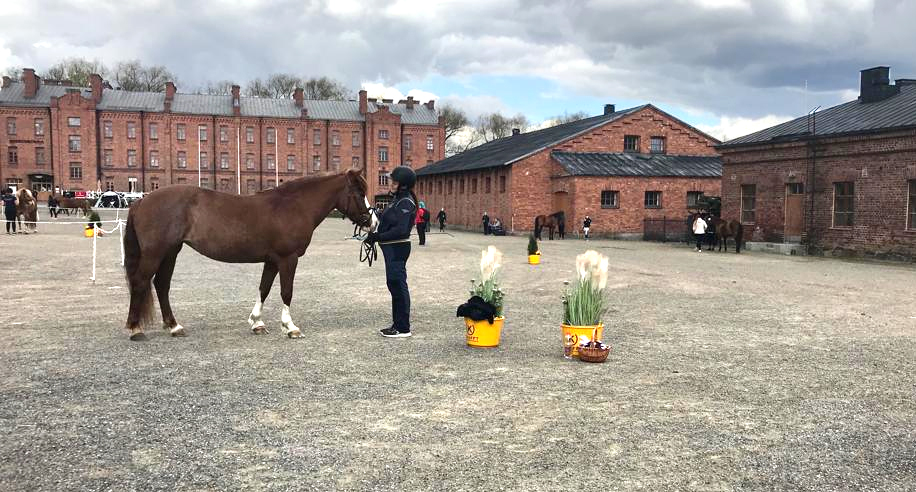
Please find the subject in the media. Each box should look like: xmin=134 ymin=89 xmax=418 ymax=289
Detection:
xmin=0 ymin=107 xmax=53 ymax=199
xmin=417 ymin=166 xmax=512 ymax=231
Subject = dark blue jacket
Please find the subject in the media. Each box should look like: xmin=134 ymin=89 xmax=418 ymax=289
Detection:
xmin=376 ymin=193 xmax=416 ymax=242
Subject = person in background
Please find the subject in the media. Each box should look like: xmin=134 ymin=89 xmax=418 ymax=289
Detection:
xmin=692 ymin=213 xmax=708 ymax=252
xmin=583 ymin=215 xmax=592 ymax=240
xmin=2 ymin=188 xmax=18 ymax=234
xmin=48 ymin=194 xmax=60 ymax=218
xmin=437 ymin=208 xmax=447 ymax=232
xmin=482 ymin=211 xmax=490 ymax=235
xmin=416 ymin=201 xmax=428 ymax=246
xmin=423 ymin=206 xmax=431 ymax=233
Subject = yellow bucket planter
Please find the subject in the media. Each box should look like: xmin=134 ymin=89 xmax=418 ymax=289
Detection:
xmin=528 ymin=253 xmax=541 ymax=265
xmin=84 ymin=226 xmax=95 ymax=238
xmin=561 ymin=323 xmax=604 ymax=358
xmin=465 ymin=316 xmax=504 ymax=348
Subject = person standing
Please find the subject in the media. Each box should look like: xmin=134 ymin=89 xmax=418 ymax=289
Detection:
xmin=692 ymin=214 xmax=708 ymax=252
xmin=2 ymin=188 xmax=18 ymax=234
xmin=437 ymin=208 xmax=447 ymax=232
xmin=482 ymin=211 xmax=490 ymax=235
xmin=48 ymin=194 xmax=59 ymax=218
xmin=365 ymin=166 xmax=417 ymax=338
xmin=416 ymin=201 xmax=428 ymax=246
xmin=583 ymin=215 xmax=592 ymax=240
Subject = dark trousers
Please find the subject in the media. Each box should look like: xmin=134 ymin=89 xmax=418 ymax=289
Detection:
xmin=5 ymin=209 xmax=16 ymax=233
xmin=417 ymin=223 xmax=426 ymax=245
xmin=381 ymin=242 xmax=411 ymax=332
xmin=50 ymin=206 xmax=58 ymax=218
xmin=438 ymin=220 xmax=445 ymax=232
xmin=695 ymin=233 xmax=703 ymax=250
xmin=483 ymin=223 xmax=489 ymax=235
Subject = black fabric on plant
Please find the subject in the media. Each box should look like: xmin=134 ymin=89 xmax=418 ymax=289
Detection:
xmin=457 ymin=296 xmax=497 ymax=323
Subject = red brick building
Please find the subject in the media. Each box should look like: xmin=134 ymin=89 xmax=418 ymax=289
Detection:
xmin=0 ymin=69 xmax=445 ymax=202
xmin=416 ymin=104 xmax=721 ymax=237
xmin=718 ymin=67 xmax=916 ymax=260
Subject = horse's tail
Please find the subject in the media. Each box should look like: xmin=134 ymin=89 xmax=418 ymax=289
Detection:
xmin=124 ymin=206 xmax=153 ymax=328
xmin=534 ymin=216 xmax=542 ymax=238
xmin=734 ymin=221 xmax=743 ymax=253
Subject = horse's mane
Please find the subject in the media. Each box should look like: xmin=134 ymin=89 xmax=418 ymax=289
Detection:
xmin=16 ymin=189 xmax=33 ymax=201
xmin=259 ymin=171 xmax=365 ymax=196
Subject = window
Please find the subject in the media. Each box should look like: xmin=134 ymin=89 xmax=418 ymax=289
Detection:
xmin=246 ymin=154 xmax=255 ymax=170
xmin=177 ymin=177 xmax=188 ymax=185
xmin=787 ymin=182 xmax=804 ymax=195
xmin=7 ymin=146 xmax=17 ymax=165
xmin=499 ymin=176 xmax=506 ymax=193
xmin=331 ymin=131 xmax=340 ymax=146
xmin=352 ymin=131 xmax=360 ymax=147
xmin=601 ymin=190 xmax=619 ymax=208
xmin=471 ymin=178 xmax=478 ymax=194
xmin=200 ymin=177 xmax=210 ymax=189
xmin=286 ymin=128 xmax=295 ymax=145
xmin=68 ymin=117 xmax=80 ymax=127
xmin=149 ymin=123 xmax=158 ymax=140
xmin=246 ymin=126 xmax=255 ymax=143
xmin=908 ymin=180 xmax=916 ymax=231
xmin=220 ymin=125 xmax=229 ymax=143
xmin=331 ymin=156 xmax=340 ymax=171
xmin=447 ymin=180 xmax=453 ymax=195
xmin=687 ymin=191 xmax=704 ymax=208
xmin=404 ymin=135 xmax=412 ymax=150
xmin=437 ymin=180 xmax=442 ymax=195
xmin=35 ymin=147 xmax=46 ymax=165
xmin=149 ymin=180 xmax=160 ymax=191
xmin=218 ymin=178 xmax=229 ymax=191
xmin=103 ymin=149 xmax=113 ymax=167
xmin=69 ymin=162 xmax=82 ymax=179
xmin=177 ymin=151 xmax=187 ymax=168
xmin=199 ymin=125 xmax=208 ymax=141
xmin=247 ymin=179 xmax=257 ymax=195
xmin=426 ymin=136 xmax=434 ymax=151
xmin=352 ymin=157 xmax=360 ymax=168
xmin=645 ymin=191 xmax=661 ymax=208
xmin=221 ymin=153 xmax=229 ymax=169
xmin=34 ymin=119 xmax=44 ymax=136
xmin=485 ymin=177 xmax=492 ymax=194
xmin=379 ymin=147 xmax=389 ymax=162
xmin=266 ymin=179 xmax=275 ymax=189
xmin=5 ymin=117 xmax=15 ymax=135
xmin=404 ymin=159 xmax=412 ymax=168
xmin=127 ymin=149 xmax=137 ymax=167
xmin=624 ymin=135 xmax=640 ymax=152
xmin=379 ymin=129 xmax=389 ymax=140
xmin=105 ymin=181 xmax=114 ymax=192
xmin=313 ymin=155 xmax=321 ymax=171
xmin=150 ymin=150 xmax=159 ymax=168
xmin=127 ymin=122 xmax=137 ymax=139
xmin=287 ymin=155 xmax=296 ymax=171
xmin=68 ymin=135 xmax=81 ymax=152
xmin=266 ymin=127 xmax=275 ymax=144
xmin=459 ymin=179 xmax=465 ymax=194
xmin=313 ymin=129 xmax=321 ymax=145
xmin=833 ymin=182 xmax=854 ymax=227
xmin=177 ymin=124 xmax=186 ymax=141
xmin=740 ymin=184 xmax=756 ymax=223
xmin=200 ymin=152 xmax=209 ymax=169
xmin=103 ymin=120 xmax=113 ymax=138
xmin=266 ymin=154 xmax=275 ymax=170
xmin=379 ymin=171 xmax=389 ymax=187
xmin=650 ymin=136 xmax=666 ymax=154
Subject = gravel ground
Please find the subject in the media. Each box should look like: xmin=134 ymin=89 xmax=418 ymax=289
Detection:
xmin=1 ymin=211 xmax=915 ymax=491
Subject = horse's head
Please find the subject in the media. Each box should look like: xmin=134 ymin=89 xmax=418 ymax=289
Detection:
xmin=338 ymin=169 xmax=378 ymax=231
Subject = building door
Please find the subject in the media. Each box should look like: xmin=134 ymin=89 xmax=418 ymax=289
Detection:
xmin=784 ymin=183 xmax=805 ymax=242
xmin=552 ymin=191 xmax=570 ymax=217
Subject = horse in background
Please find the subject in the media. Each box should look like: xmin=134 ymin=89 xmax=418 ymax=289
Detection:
xmin=16 ymin=189 xmax=38 ymax=233
xmin=534 ymin=211 xmax=566 ymax=240
xmin=708 ymin=216 xmax=743 ymax=253
xmin=57 ymin=196 xmax=91 ymax=217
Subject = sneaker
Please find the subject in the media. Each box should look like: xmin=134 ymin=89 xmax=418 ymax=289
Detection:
xmin=380 ymin=327 xmax=412 ymax=338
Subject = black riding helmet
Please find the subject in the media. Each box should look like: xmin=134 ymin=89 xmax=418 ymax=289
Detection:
xmin=389 ymin=166 xmax=416 ymax=189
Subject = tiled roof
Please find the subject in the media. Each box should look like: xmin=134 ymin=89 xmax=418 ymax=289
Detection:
xmin=416 ymin=106 xmax=646 ymax=176
xmin=551 ymin=151 xmax=722 ymax=178
xmin=720 ymin=83 xmax=916 ymax=147
xmin=0 ymin=82 xmax=439 ymax=125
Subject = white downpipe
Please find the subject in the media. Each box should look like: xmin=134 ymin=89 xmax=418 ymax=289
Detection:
xmin=197 ymin=133 xmax=202 ymax=187
xmin=274 ymin=132 xmax=279 ymax=187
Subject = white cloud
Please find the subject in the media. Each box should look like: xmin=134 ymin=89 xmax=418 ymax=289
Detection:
xmin=698 ymin=114 xmax=795 ymax=141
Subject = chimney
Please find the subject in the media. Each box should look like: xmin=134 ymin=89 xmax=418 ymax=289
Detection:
xmin=604 ymin=104 xmax=615 ymax=115
xmin=231 ymin=84 xmax=241 ymax=116
xmin=512 ymin=128 xmax=520 ymax=136
xmin=22 ymin=68 xmax=39 ymax=99
xmin=406 ymin=96 xmax=415 ymax=110
xmin=382 ymin=98 xmax=393 ymax=104
xmin=425 ymin=100 xmax=435 ymax=110
xmin=90 ymin=73 xmax=104 ymax=103
xmin=1 ymin=76 xmax=11 ymax=89
xmin=164 ymin=81 xmax=176 ymax=112
xmin=859 ymin=66 xmax=899 ymax=103
xmin=293 ymin=87 xmax=304 ymax=108
xmin=358 ymin=89 xmax=368 ymax=114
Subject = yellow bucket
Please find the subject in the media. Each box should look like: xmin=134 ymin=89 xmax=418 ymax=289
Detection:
xmin=465 ymin=316 xmax=504 ymax=348
xmin=528 ymin=254 xmax=541 ymax=265
xmin=84 ymin=226 xmax=94 ymax=238
xmin=561 ymin=323 xmax=604 ymax=357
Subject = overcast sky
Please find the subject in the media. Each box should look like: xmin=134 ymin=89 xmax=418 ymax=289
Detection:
xmin=2 ymin=0 xmax=914 ymax=140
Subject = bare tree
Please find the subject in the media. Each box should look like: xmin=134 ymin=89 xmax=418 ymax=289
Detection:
xmin=473 ymin=112 xmax=530 ymax=143
xmin=245 ymin=78 xmax=270 ymax=97
xmin=197 ymin=80 xmax=237 ymax=95
xmin=266 ymin=73 xmax=302 ymax=98
xmin=2 ymin=66 xmax=21 ymax=81
xmin=41 ymin=58 xmax=108 ymax=86
xmin=439 ymin=104 xmax=479 ymax=155
xmin=302 ymin=76 xmax=350 ymax=100
xmin=112 ymin=60 xmax=176 ymax=92
xmin=545 ymin=111 xmax=590 ymax=127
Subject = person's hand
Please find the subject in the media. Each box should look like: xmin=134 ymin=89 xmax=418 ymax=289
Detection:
xmin=364 ymin=231 xmax=379 ymax=244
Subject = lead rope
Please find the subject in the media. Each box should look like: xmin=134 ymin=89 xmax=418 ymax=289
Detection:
xmin=359 ymin=206 xmax=379 ymax=267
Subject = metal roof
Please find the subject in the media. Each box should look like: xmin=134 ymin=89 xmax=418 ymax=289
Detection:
xmin=0 ymin=82 xmax=86 ymax=106
xmin=416 ymin=106 xmax=646 ymax=176
xmin=98 ymin=90 xmax=164 ymax=112
xmin=552 ymin=151 xmax=722 ymax=178
xmin=720 ymin=83 xmax=916 ymax=148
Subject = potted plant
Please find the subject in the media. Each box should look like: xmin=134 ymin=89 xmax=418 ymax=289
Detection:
xmin=561 ymin=250 xmax=609 ymax=358
xmin=85 ymin=210 xmax=102 ymax=237
xmin=527 ymin=234 xmax=541 ymax=264
xmin=462 ymin=246 xmax=505 ymax=348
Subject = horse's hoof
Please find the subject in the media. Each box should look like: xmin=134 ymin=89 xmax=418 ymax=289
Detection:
xmin=252 ymin=326 xmax=269 ymax=335
xmin=170 ymin=327 xmax=187 ymax=337
xmin=129 ymin=332 xmax=148 ymax=342
xmin=286 ymin=330 xmax=302 ymax=339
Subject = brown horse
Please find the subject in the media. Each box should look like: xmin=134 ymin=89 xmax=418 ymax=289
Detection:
xmin=16 ymin=189 xmax=38 ymax=233
xmin=123 ymin=170 xmax=376 ymax=341
xmin=534 ymin=211 xmax=566 ymax=240
xmin=708 ymin=216 xmax=743 ymax=253
xmin=57 ymin=196 xmax=91 ymax=217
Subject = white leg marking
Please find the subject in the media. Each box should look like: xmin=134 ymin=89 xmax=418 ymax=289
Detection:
xmin=281 ymin=305 xmax=301 ymax=338
xmin=169 ymin=324 xmax=186 ymax=336
xmin=248 ymin=299 xmax=265 ymax=332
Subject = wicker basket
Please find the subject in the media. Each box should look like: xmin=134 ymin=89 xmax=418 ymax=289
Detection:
xmin=578 ymin=345 xmax=610 ymax=363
